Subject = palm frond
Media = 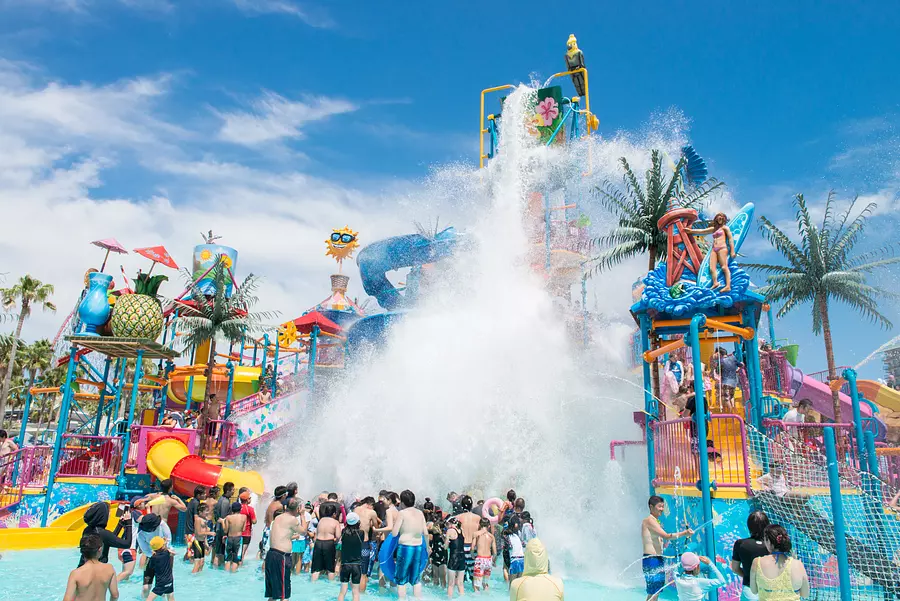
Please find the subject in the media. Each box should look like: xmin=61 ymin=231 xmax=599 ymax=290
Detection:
xmin=681 ymin=178 xmax=725 ymax=211
xmin=620 ymin=157 xmax=647 ymax=209
xmin=741 ymin=262 xmax=801 ymax=276
xmin=585 ymin=240 xmax=646 ymax=275
xmin=757 ymin=216 xmax=808 ymax=270
xmin=828 ymin=200 xmax=877 ymax=268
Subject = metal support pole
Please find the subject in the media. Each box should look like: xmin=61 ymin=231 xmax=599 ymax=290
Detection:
xmin=689 ymin=314 xmax=716 ymax=572
xmin=271 ymin=335 xmax=280 ymax=396
xmin=239 ymin=331 xmax=246 ymax=367
xmin=766 ymin=306 xmax=777 ymax=347
xmin=18 ymin=379 xmax=36 ymax=445
xmin=107 ymin=359 xmax=125 ymax=436
xmin=260 ymin=334 xmax=269 ymax=378
xmin=308 ymin=326 xmax=319 ymax=399
xmin=844 ymin=368 xmax=867 ymax=473
xmin=225 ymin=361 xmax=235 ymax=419
xmin=93 ymin=357 xmax=112 ymax=436
xmin=252 ymin=341 xmax=258 ymax=367
xmin=185 ymin=376 xmax=195 ymax=414
xmin=294 ymin=346 xmax=300 ymax=375
xmin=41 ymin=345 xmax=78 ymax=526
xmin=639 ymin=314 xmax=655 ymax=495
xmin=118 ymin=351 xmax=144 ymax=485
xmin=159 ymin=361 xmax=174 ymax=422
xmin=824 ymin=426 xmax=853 ymax=601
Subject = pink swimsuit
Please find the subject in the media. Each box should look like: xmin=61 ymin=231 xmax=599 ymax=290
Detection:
xmin=712 ymin=229 xmax=726 ymax=252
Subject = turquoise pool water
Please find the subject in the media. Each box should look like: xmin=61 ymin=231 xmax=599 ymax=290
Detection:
xmin=0 ymin=548 xmax=645 ymax=601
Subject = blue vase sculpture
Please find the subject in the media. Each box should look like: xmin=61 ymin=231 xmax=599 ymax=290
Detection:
xmin=78 ymin=272 xmax=113 ymax=336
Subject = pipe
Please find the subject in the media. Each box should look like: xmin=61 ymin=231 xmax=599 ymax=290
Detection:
xmin=653 ymin=315 xmax=743 ymax=328
xmin=643 ymin=338 xmax=686 ymax=363
xmin=225 ymin=361 xmax=235 ymax=419
xmin=639 ymin=314 xmax=655 ymax=495
xmin=42 ymin=345 xmax=78 ymax=526
xmin=479 ymin=84 xmax=515 ymax=168
xmin=843 ymin=368 xmax=867 ymax=473
xmin=824 ymin=426 xmax=853 ymax=601
xmin=93 ymin=358 xmax=112 ymax=436
xmin=766 ymin=306 xmax=777 ymax=347
xmin=704 ymin=318 xmax=754 ymax=340
xmin=107 ymin=359 xmax=125 ymax=436
xmin=689 ymin=314 xmax=715 ymax=568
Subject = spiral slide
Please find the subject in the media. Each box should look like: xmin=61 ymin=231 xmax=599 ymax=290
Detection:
xmin=856 ymin=380 xmax=900 ymax=413
xmin=144 ymin=434 xmax=264 ymax=497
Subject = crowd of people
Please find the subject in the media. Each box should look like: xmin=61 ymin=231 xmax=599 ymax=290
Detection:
xmin=63 ymin=483 xmax=563 ymax=601
xmin=641 ymin=495 xmax=810 ymax=601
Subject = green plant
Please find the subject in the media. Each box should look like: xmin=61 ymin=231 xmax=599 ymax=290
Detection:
xmin=745 ymin=192 xmax=900 ymax=421
xmin=134 ymin=273 xmax=168 ymax=297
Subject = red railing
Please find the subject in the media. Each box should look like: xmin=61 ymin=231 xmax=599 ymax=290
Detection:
xmin=653 ymin=414 xmax=752 ymax=493
xmin=609 ymin=440 xmax=645 ymax=460
xmin=0 ymin=445 xmax=54 ymax=511
xmin=21 ymin=445 xmax=53 ymax=488
xmin=760 ymin=351 xmax=792 ymax=396
xmin=202 ymin=420 xmax=236 ymax=460
xmin=762 ymin=419 xmax=861 ymax=488
xmin=56 ymin=435 xmax=123 ymax=479
xmin=125 ymin=424 xmax=141 ymax=469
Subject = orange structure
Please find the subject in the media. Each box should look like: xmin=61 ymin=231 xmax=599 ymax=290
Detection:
xmin=657 ymin=208 xmax=704 ymax=286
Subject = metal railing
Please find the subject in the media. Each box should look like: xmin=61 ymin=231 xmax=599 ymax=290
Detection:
xmin=760 ymin=350 xmax=792 ymax=396
xmin=202 ymin=420 xmax=236 ymax=460
xmin=57 ymin=434 xmax=123 ymax=479
xmin=876 ymin=448 xmax=900 ymax=504
xmin=653 ymin=414 xmax=752 ymax=494
xmin=0 ymin=445 xmax=54 ymax=512
xmin=761 ymin=419 xmax=861 ymax=488
xmin=125 ymin=424 xmax=141 ymax=469
xmin=609 ymin=439 xmax=645 ymax=461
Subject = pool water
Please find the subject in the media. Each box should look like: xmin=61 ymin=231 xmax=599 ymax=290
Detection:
xmin=0 ymin=548 xmax=646 ymax=601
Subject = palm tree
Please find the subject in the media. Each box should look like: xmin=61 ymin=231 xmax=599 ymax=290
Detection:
xmin=20 ymin=339 xmax=53 ymax=400
xmin=0 ymin=275 xmax=56 ymax=427
xmin=744 ymin=192 xmax=900 ymax=422
xmin=177 ymin=258 xmax=277 ymax=446
xmin=588 ymin=150 xmax=724 ymax=274
xmin=588 ymin=150 xmax=723 ymax=401
xmin=34 ymin=364 xmax=69 ymax=439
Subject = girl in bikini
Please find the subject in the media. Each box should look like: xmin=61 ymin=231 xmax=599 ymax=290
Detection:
xmin=687 ymin=213 xmax=736 ymax=292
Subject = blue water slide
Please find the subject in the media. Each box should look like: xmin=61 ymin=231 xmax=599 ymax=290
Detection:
xmin=356 ymin=227 xmax=460 ymax=311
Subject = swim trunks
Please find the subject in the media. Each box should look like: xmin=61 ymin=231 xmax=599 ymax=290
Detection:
xmin=642 ymin=554 xmax=666 ymax=596
xmin=120 ymin=550 xmax=134 ymax=564
xmin=225 ymin=536 xmax=242 ymax=563
xmin=152 ymin=582 xmax=174 ymax=596
xmin=463 ymin=543 xmax=475 ymax=580
xmin=260 ymin=526 xmax=270 ymax=553
xmin=264 ymin=548 xmax=292 ymax=600
xmin=311 ymin=539 xmax=337 ymax=573
xmin=340 ymin=562 xmax=362 ymax=584
xmin=291 ymin=538 xmax=308 ymax=554
xmin=302 ymin=541 xmax=314 ymax=564
xmin=509 ymin=556 xmax=524 ymax=576
xmin=360 ymin=540 xmax=377 ymax=575
xmin=473 ymin=555 xmax=492 ymax=588
xmin=394 ymin=543 xmax=426 ymax=586
xmin=191 ymin=538 xmax=206 ymax=559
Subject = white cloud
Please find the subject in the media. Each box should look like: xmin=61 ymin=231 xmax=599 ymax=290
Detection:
xmin=230 ymin=0 xmax=333 ymax=28
xmin=215 ymin=91 xmax=357 ymax=146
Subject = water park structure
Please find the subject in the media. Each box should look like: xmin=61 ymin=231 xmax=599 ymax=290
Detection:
xmin=1 ymin=34 xmax=900 ymax=601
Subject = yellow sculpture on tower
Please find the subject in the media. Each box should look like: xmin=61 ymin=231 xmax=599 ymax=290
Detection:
xmin=325 ymin=226 xmax=360 ymax=271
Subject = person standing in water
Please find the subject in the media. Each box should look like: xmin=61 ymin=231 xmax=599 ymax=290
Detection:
xmin=265 ymin=498 xmax=304 ymax=601
xmin=667 ymin=553 xmax=726 ymax=601
xmin=311 ymin=502 xmax=342 ymax=582
xmin=472 ymin=518 xmax=496 ymax=592
xmin=509 ymin=539 xmax=563 ymax=601
xmin=641 ymin=495 xmax=693 ymax=601
xmin=221 ymin=501 xmax=248 ymax=573
xmin=65 ymin=535 xmax=120 ymax=601
xmin=687 ymin=212 xmax=735 ymax=292
xmin=338 ymin=512 xmax=365 ymax=601
xmin=749 ymin=526 xmax=809 ymax=601
xmin=354 ymin=496 xmax=381 ymax=593
xmin=391 ymin=490 xmax=429 ymax=600
xmin=453 ymin=495 xmax=481 ymax=585
xmin=446 ymin=518 xmax=467 ymax=599
xmin=731 ymin=511 xmax=771 ymax=601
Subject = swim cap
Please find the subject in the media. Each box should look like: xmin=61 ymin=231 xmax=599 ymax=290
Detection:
xmin=681 ymin=552 xmax=700 ymax=571
xmin=239 ymin=491 xmax=251 ymax=502
xmin=346 ymin=512 xmax=360 ymax=526
xmin=150 ymin=536 xmax=166 ymax=551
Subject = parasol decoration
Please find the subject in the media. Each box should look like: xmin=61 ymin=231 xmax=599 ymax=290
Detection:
xmin=133 ymin=245 xmax=179 ymax=275
xmin=91 ymin=238 xmax=128 ymax=273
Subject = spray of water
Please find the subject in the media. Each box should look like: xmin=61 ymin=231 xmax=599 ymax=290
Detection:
xmin=261 ymin=84 xmax=701 ymax=584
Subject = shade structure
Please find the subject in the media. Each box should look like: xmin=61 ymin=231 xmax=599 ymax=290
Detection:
xmin=91 ymin=238 xmax=128 ymax=272
xmin=291 ymin=310 xmax=342 ymax=336
xmin=134 ymin=246 xmax=179 ymax=270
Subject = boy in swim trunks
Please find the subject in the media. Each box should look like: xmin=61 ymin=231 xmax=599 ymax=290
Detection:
xmin=143 ymin=536 xmax=175 ymax=601
xmin=641 ymin=495 xmax=693 ymax=601
xmin=191 ymin=504 xmax=212 ymax=573
xmin=221 ymin=501 xmax=248 ymax=573
xmin=472 ymin=518 xmax=496 ymax=591
xmin=238 ymin=490 xmax=257 ymax=563
xmin=64 ymin=535 xmax=119 ymax=601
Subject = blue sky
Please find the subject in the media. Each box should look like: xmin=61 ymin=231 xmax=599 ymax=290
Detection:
xmin=0 ymin=0 xmax=898 ymax=379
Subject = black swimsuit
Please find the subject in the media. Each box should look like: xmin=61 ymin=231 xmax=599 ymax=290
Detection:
xmin=447 ymin=531 xmax=466 ymax=572
xmin=431 ymin=530 xmax=447 ymax=566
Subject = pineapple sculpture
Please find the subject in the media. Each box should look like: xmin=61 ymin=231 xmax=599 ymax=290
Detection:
xmin=111 ymin=272 xmax=168 ymax=340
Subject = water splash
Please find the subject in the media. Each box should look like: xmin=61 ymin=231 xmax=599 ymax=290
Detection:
xmin=853 ymin=333 xmax=900 ymax=370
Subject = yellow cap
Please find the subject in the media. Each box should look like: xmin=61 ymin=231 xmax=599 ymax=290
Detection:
xmin=150 ymin=536 xmax=166 ymax=551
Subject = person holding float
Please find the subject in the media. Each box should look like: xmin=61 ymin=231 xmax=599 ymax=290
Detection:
xmin=687 ymin=213 xmax=736 ymax=292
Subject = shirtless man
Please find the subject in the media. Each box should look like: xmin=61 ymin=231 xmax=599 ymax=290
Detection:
xmin=265 ymin=498 xmax=304 ymax=601
xmin=261 ymin=486 xmax=288 ymax=560
xmin=65 ymin=535 xmax=119 ymax=601
xmin=144 ymin=479 xmax=187 ymax=519
xmin=453 ymin=495 xmax=481 ymax=585
xmin=641 ymin=495 xmax=692 ymax=601
xmin=221 ymin=501 xmax=248 ymax=573
xmin=391 ymin=490 xmax=428 ymax=600
xmin=311 ymin=503 xmax=342 ymax=582
xmin=354 ymin=496 xmax=382 ymax=593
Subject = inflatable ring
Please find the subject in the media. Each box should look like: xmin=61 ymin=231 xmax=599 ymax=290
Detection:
xmin=482 ymin=497 xmax=504 ymax=524
xmin=278 ymin=321 xmax=298 ymax=347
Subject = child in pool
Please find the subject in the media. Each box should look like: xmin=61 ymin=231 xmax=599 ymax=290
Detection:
xmin=687 ymin=213 xmax=735 ymax=292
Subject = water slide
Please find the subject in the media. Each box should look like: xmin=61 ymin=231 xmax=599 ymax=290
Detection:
xmin=357 ymin=227 xmax=459 ymax=311
xmin=856 ymin=380 xmax=900 ymax=413
xmin=785 ymin=364 xmax=879 ymax=423
xmin=145 ymin=434 xmax=264 ymax=497
xmin=166 ymin=364 xmax=261 ymax=408
xmin=0 ymin=501 xmax=124 ymax=551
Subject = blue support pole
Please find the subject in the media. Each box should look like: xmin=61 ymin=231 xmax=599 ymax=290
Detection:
xmin=766 ymin=306 xmax=777 ymax=347
xmin=260 ymin=334 xmax=269 ymax=378
xmin=93 ymin=357 xmax=112 ymax=436
xmin=41 ymin=345 xmax=78 ymax=527
xmin=107 ymin=359 xmax=125 ymax=436
xmin=239 ymin=331 xmax=246 ymax=367
xmin=159 ymin=361 xmax=174 ymax=421
xmin=843 ymin=368 xmax=867 ymax=472
xmin=18 ymin=378 xmax=36 ymax=445
xmin=824 ymin=426 xmax=853 ymax=601
xmin=168 ymin=309 xmax=178 ymax=350
xmin=294 ymin=346 xmax=300 ymax=375
xmin=252 ymin=341 xmax=258 ymax=367
xmin=271 ymin=336 xmax=280 ymax=396
xmin=185 ymin=376 xmax=195 ymax=414
xmin=639 ymin=314 xmax=656 ymax=495
xmin=733 ymin=340 xmax=744 ymax=365
xmin=688 ymin=314 xmax=715 ymax=574
xmin=224 ymin=361 xmax=235 ymax=419
xmin=865 ymin=431 xmax=881 ymax=496
xmin=308 ymin=325 xmax=319 ymax=400
xmin=118 ymin=351 xmax=144 ymax=486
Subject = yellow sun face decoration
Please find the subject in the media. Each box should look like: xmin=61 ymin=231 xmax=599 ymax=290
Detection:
xmin=325 ymin=226 xmax=360 ymax=266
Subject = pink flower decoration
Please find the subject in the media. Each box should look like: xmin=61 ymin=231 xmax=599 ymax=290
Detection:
xmin=537 ymin=97 xmax=559 ymax=126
